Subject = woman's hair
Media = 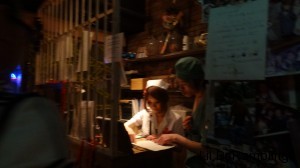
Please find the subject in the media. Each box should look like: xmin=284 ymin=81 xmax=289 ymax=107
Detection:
xmin=144 ymin=86 xmax=169 ymax=113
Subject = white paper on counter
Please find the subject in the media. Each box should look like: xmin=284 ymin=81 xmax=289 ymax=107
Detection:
xmin=133 ymin=140 xmax=174 ymax=151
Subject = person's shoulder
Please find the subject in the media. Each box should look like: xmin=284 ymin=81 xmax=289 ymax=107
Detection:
xmin=20 ymin=94 xmax=55 ymax=105
xmin=174 ymin=112 xmax=182 ymax=120
xmin=14 ymin=93 xmax=55 ymax=107
xmin=0 ymin=92 xmax=42 ymax=109
xmin=168 ymin=109 xmax=183 ymax=120
xmin=11 ymin=93 xmax=60 ymax=116
xmin=136 ymin=109 xmax=148 ymax=115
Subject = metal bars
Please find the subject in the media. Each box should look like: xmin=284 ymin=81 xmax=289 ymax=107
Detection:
xmin=37 ymin=0 xmax=121 ymax=156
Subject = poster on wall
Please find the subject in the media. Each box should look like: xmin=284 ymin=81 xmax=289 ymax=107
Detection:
xmin=104 ymin=33 xmax=124 ymax=64
xmin=205 ymin=0 xmax=268 ymax=80
xmin=76 ymin=31 xmax=94 ymax=72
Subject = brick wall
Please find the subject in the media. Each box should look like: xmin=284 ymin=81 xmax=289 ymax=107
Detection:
xmin=126 ymin=0 xmax=207 ymax=53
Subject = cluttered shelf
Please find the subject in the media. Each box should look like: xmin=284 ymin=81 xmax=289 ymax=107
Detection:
xmin=123 ymin=48 xmax=205 ymax=63
xmin=123 ymin=35 xmax=300 ymax=64
xmin=265 ymin=71 xmax=300 ymax=78
xmin=124 ymin=35 xmax=300 ymax=64
xmin=269 ymin=36 xmax=300 ymax=53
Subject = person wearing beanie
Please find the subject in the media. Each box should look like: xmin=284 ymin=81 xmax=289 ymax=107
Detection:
xmin=174 ymin=56 xmax=204 ymax=82
xmin=155 ymin=57 xmax=209 ymax=168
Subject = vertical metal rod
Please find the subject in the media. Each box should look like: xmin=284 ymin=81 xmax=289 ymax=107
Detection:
xmin=44 ymin=6 xmax=48 ymax=41
xmin=78 ymin=0 xmax=85 ymax=139
xmin=64 ymin=0 xmax=68 ymax=33
xmin=44 ymin=7 xmax=49 ymax=82
xmin=47 ymin=5 xmax=51 ymax=82
xmin=85 ymin=0 xmax=92 ymax=141
xmin=60 ymin=0 xmax=63 ymax=35
xmin=46 ymin=40 xmax=49 ymax=83
xmin=103 ymin=0 xmax=109 ymax=153
xmin=51 ymin=2 xmax=54 ymax=40
xmin=49 ymin=4 xmax=54 ymax=81
xmin=54 ymin=1 xmax=58 ymax=81
xmin=55 ymin=0 xmax=59 ymax=38
xmin=70 ymin=0 xmax=73 ymax=30
xmin=66 ymin=0 xmax=72 ymax=135
xmin=110 ymin=0 xmax=121 ymax=156
xmin=104 ymin=0 xmax=109 ymax=120
xmin=88 ymin=0 xmax=92 ymax=19
xmin=94 ymin=0 xmax=100 ymax=136
xmin=57 ymin=0 xmax=60 ymax=36
xmin=81 ymin=0 xmax=86 ymax=25
xmin=75 ymin=0 xmax=79 ymax=27
xmin=42 ymin=44 xmax=46 ymax=83
xmin=49 ymin=41 xmax=52 ymax=82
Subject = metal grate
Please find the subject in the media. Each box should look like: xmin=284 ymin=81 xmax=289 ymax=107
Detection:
xmin=37 ymin=0 xmax=122 ymax=156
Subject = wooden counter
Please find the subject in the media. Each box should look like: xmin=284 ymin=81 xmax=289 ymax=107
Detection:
xmin=68 ymin=136 xmax=173 ymax=168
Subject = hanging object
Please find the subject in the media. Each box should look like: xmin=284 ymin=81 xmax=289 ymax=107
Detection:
xmin=194 ymin=33 xmax=208 ymax=48
xmin=161 ymin=4 xmax=184 ymax=30
xmin=160 ymin=1 xmax=184 ymax=54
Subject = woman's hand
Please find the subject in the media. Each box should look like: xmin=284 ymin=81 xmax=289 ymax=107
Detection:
xmin=146 ymin=134 xmax=157 ymax=140
xmin=154 ymin=134 xmax=178 ymax=146
xmin=183 ymin=115 xmax=192 ymax=131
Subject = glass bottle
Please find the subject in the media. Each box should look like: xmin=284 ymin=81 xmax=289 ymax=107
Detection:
xmin=168 ymin=31 xmax=182 ymax=53
xmin=145 ymin=36 xmax=159 ymax=56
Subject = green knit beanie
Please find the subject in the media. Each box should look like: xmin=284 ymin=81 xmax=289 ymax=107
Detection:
xmin=175 ymin=57 xmax=204 ymax=80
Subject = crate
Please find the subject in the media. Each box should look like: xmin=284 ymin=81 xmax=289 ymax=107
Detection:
xmin=130 ymin=78 xmax=147 ymax=90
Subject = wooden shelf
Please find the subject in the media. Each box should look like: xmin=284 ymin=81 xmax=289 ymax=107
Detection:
xmin=265 ymin=71 xmax=300 ymax=78
xmin=124 ymin=35 xmax=300 ymax=64
xmin=124 ymin=36 xmax=299 ymax=63
xmin=254 ymin=130 xmax=290 ymax=138
xmin=269 ymin=36 xmax=300 ymax=53
xmin=124 ymin=48 xmax=205 ymax=63
xmin=266 ymin=101 xmax=299 ymax=111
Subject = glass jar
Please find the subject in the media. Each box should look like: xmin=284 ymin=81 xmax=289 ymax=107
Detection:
xmin=194 ymin=33 xmax=208 ymax=48
xmin=145 ymin=36 xmax=159 ymax=56
xmin=168 ymin=31 xmax=182 ymax=53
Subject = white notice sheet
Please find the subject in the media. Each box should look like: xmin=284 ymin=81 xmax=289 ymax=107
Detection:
xmin=205 ymin=0 xmax=268 ymax=80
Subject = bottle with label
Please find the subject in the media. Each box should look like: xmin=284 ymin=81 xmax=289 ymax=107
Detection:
xmin=168 ymin=31 xmax=182 ymax=53
xmin=146 ymin=35 xmax=159 ymax=56
xmin=182 ymin=35 xmax=189 ymax=51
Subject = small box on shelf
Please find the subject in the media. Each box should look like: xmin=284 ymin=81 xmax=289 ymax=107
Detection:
xmin=130 ymin=78 xmax=147 ymax=90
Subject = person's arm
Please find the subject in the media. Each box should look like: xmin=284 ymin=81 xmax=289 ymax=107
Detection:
xmin=124 ymin=120 xmax=139 ymax=143
xmin=124 ymin=120 xmax=139 ymax=135
xmin=155 ymin=133 xmax=204 ymax=155
xmin=172 ymin=115 xmax=185 ymax=136
xmin=124 ymin=111 xmax=143 ymax=135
